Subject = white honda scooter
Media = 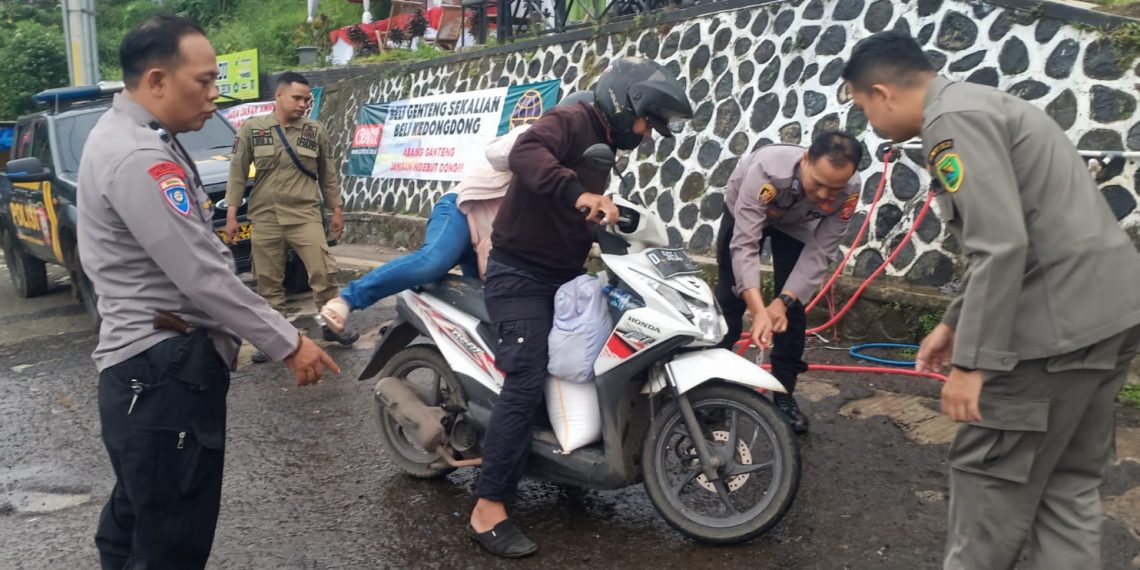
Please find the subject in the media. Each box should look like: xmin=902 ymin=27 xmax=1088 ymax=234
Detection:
xmin=359 ymin=147 xmax=801 ymax=544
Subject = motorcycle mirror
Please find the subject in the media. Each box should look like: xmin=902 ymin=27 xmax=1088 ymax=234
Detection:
xmin=580 ymin=143 xmax=617 ymax=172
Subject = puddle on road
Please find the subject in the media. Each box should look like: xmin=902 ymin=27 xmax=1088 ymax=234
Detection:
xmin=840 ymin=390 xmax=960 ymax=445
xmin=2 ymin=491 xmax=92 ymax=515
xmin=797 ymin=376 xmax=840 ymax=402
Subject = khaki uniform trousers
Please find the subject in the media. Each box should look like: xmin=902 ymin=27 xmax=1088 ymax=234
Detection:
xmin=250 ymin=218 xmax=338 ymax=312
xmin=944 ymin=325 xmax=1140 ymax=570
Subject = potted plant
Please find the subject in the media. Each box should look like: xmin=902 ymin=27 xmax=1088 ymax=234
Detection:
xmin=295 ymin=13 xmax=330 ymax=65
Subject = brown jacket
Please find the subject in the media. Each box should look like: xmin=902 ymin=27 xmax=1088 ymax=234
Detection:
xmin=489 ymin=102 xmax=611 ymax=283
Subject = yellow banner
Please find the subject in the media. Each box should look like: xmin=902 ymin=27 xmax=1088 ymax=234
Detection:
xmin=216 ymin=49 xmax=259 ymax=101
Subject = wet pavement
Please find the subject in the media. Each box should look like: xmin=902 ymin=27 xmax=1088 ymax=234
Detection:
xmin=1 ymin=254 xmax=1139 ymax=569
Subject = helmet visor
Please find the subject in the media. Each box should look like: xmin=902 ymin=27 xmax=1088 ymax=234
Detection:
xmin=645 ymin=113 xmax=685 ymax=138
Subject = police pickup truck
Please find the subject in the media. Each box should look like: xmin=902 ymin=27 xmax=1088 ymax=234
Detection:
xmin=0 ymin=83 xmax=309 ymax=323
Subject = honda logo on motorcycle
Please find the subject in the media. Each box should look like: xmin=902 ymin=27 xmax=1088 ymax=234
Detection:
xmin=627 ymin=315 xmax=661 ymax=334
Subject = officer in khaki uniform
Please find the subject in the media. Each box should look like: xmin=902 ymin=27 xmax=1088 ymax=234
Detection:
xmin=225 ymin=71 xmax=357 ymax=355
xmin=845 ymin=31 xmax=1140 ymax=569
xmin=78 ymin=17 xmax=339 ymax=568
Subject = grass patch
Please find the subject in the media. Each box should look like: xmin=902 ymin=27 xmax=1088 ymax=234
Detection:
xmin=351 ymin=44 xmax=452 ymax=66
xmin=1121 ymin=383 xmax=1140 ymax=407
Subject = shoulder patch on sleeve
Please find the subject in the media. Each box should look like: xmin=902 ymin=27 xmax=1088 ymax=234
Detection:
xmin=159 ymin=177 xmax=192 ymax=216
xmin=839 ymin=192 xmax=859 ymax=220
xmin=758 ymin=183 xmax=778 ymax=204
xmin=927 ymin=139 xmax=954 ymax=165
xmin=935 ymin=153 xmax=964 ymax=193
xmin=148 ymin=161 xmax=185 ymax=181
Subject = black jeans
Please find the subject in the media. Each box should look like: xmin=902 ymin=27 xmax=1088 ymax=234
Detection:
xmin=476 ymin=260 xmax=564 ymax=502
xmin=95 ymin=332 xmax=230 ymax=570
xmin=714 ymin=211 xmax=809 ymax=394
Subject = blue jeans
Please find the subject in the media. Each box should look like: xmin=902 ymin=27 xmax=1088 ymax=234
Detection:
xmin=339 ymin=193 xmax=479 ymax=310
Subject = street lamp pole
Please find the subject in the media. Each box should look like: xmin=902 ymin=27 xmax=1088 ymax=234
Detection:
xmin=61 ymin=0 xmax=101 ymax=86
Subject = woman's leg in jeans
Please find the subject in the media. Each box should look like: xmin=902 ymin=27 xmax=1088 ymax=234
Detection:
xmin=339 ymin=194 xmax=471 ymax=310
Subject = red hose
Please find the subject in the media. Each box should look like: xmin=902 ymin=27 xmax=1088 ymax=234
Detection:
xmin=759 ymin=362 xmax=947 ymax=382
xmin=803 ymin=149 xmax=892 ymax=315
xmin=804 ymin=190 xmax=936 ymax=335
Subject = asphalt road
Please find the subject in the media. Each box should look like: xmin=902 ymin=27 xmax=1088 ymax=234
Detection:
xmin=1 ymin=253 xmax=1137 ymax=569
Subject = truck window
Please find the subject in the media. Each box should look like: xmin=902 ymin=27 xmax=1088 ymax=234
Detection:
xmin=14 ymin=124 xmax=33 ymax=159
xmin=29 ymin=121 xmax=52 ymax=170
xmin=53 ymin=110 xmax=235 ymax=175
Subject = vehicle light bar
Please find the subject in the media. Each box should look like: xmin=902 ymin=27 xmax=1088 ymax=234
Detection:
xmin=32 ymin=81 xmax=126 ymax=105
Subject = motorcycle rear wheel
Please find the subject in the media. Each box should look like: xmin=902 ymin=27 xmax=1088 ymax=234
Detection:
xmin=642 ymin=384 xmax=801 ymax=544
xmin=375 ymin=345 xmax=466 ymax=479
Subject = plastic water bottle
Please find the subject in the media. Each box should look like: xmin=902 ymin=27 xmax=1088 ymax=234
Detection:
xmin=603 ymin=284 xmax=644 ymax=312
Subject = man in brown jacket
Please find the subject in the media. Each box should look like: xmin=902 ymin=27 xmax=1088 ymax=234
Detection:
xmin=466 ymin=58 xmax=692 ymax=558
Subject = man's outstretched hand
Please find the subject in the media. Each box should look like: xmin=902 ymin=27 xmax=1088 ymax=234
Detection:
xmin=284 ymin=335 xmax=341 ymax=386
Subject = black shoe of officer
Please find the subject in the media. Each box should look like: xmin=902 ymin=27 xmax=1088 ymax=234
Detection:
xmin=322 ymin=325 xmax=359 ymax=346
xmin=773 ymin=393 xmax=809 ymax=434
xmin=251 ymin=349 xmax=270 ymax=364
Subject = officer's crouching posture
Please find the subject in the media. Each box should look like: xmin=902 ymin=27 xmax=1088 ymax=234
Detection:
xmin=77 ymin=16 xmax=339 ymax=569
xmin=844 ymin=31 xmax=1140 ymax=569
xmin=714 ymin=132 xmax=862 ymax=434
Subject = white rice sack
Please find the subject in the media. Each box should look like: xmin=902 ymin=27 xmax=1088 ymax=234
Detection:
xmin=545 ymin=375 xmax=602 ymax=454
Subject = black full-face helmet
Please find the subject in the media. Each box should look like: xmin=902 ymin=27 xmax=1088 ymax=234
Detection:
xmin=592 ymin=57 xmax=694 ymax=149
xmin=557 ymin=90 xmax=596 ymax=107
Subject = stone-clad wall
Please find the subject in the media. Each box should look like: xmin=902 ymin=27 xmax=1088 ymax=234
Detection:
xmin=315 ymin=0 xmax=1140 ymax=290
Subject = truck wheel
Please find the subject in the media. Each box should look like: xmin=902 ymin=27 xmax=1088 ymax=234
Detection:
xmin=2 ymin=225 xmax=48 ymax=298
xmin=283 ymin=251 xmax=312 ymax=295
xmin=63 ymin=241 xmax=100 ymax=328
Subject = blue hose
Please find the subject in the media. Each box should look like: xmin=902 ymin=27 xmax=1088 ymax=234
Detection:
xmin=849 ymin=342 xmax=919 ymax=367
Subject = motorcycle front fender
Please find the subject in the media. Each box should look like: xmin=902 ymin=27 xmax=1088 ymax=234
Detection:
xmin=661 ymin=348 xmax=786 ymax=395
xmin=356 ymin=319 xmax=420 ymax=382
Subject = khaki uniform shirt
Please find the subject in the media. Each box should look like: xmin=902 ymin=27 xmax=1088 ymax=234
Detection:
xmin=924 ymin=75 xmax=1140 ymax=371
xmin=724 ymin=144 xmax=861 ymax=302
xmin=77 ymin=93 xmax=299 ymax=371
xmin=224 ymin=114 xmax=341 ymax=225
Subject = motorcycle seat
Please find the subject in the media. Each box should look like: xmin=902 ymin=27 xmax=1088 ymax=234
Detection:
xmin=418 ymin=274 xmax=492 ymax=326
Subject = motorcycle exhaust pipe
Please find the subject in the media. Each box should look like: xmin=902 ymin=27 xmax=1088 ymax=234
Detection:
xmin=375 ymin=377 xmax=448 ymax=452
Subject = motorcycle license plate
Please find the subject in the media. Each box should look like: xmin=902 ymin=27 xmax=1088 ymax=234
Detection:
xmin=215 ymin=222 xmax=252 ymax=243
xmin=646 ymin=248 xmax=700 ymax=279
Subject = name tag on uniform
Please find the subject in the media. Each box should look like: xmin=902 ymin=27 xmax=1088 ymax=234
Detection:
xmin=252 ymin=129 xmax=273 ymax=147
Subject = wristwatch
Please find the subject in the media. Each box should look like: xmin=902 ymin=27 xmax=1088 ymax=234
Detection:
xmin=777 ymin=293 xmax=799 ymax=309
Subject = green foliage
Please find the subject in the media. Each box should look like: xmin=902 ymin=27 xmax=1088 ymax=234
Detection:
xmin=918 ymin=309 xmax=945 ymax=336
xmin=352 ymin=43 xmax=446 ymax=66
xmin=1120 ymin=383 xmax=1140 ymax=407
xmin=0 ymin=21 xmax=69 ymax=119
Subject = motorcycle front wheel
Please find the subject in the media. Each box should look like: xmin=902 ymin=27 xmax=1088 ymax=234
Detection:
xmin=642 ymin=384 xmax=801 ymax=544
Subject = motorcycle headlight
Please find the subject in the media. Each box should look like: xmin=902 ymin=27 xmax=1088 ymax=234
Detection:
xmin=642 ymin=275 xmax=721 ymax=340
xmin=648 ymin=280 xmax=693 ymax=320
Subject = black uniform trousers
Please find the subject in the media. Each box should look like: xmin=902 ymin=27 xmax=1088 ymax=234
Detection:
xmin=476 ymin=259 xmax=564 ymax=502
xmin=95 ymin=331 xmax=230 ymax=570
xmin=714 ymin=211 xmax=809 ymax=394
